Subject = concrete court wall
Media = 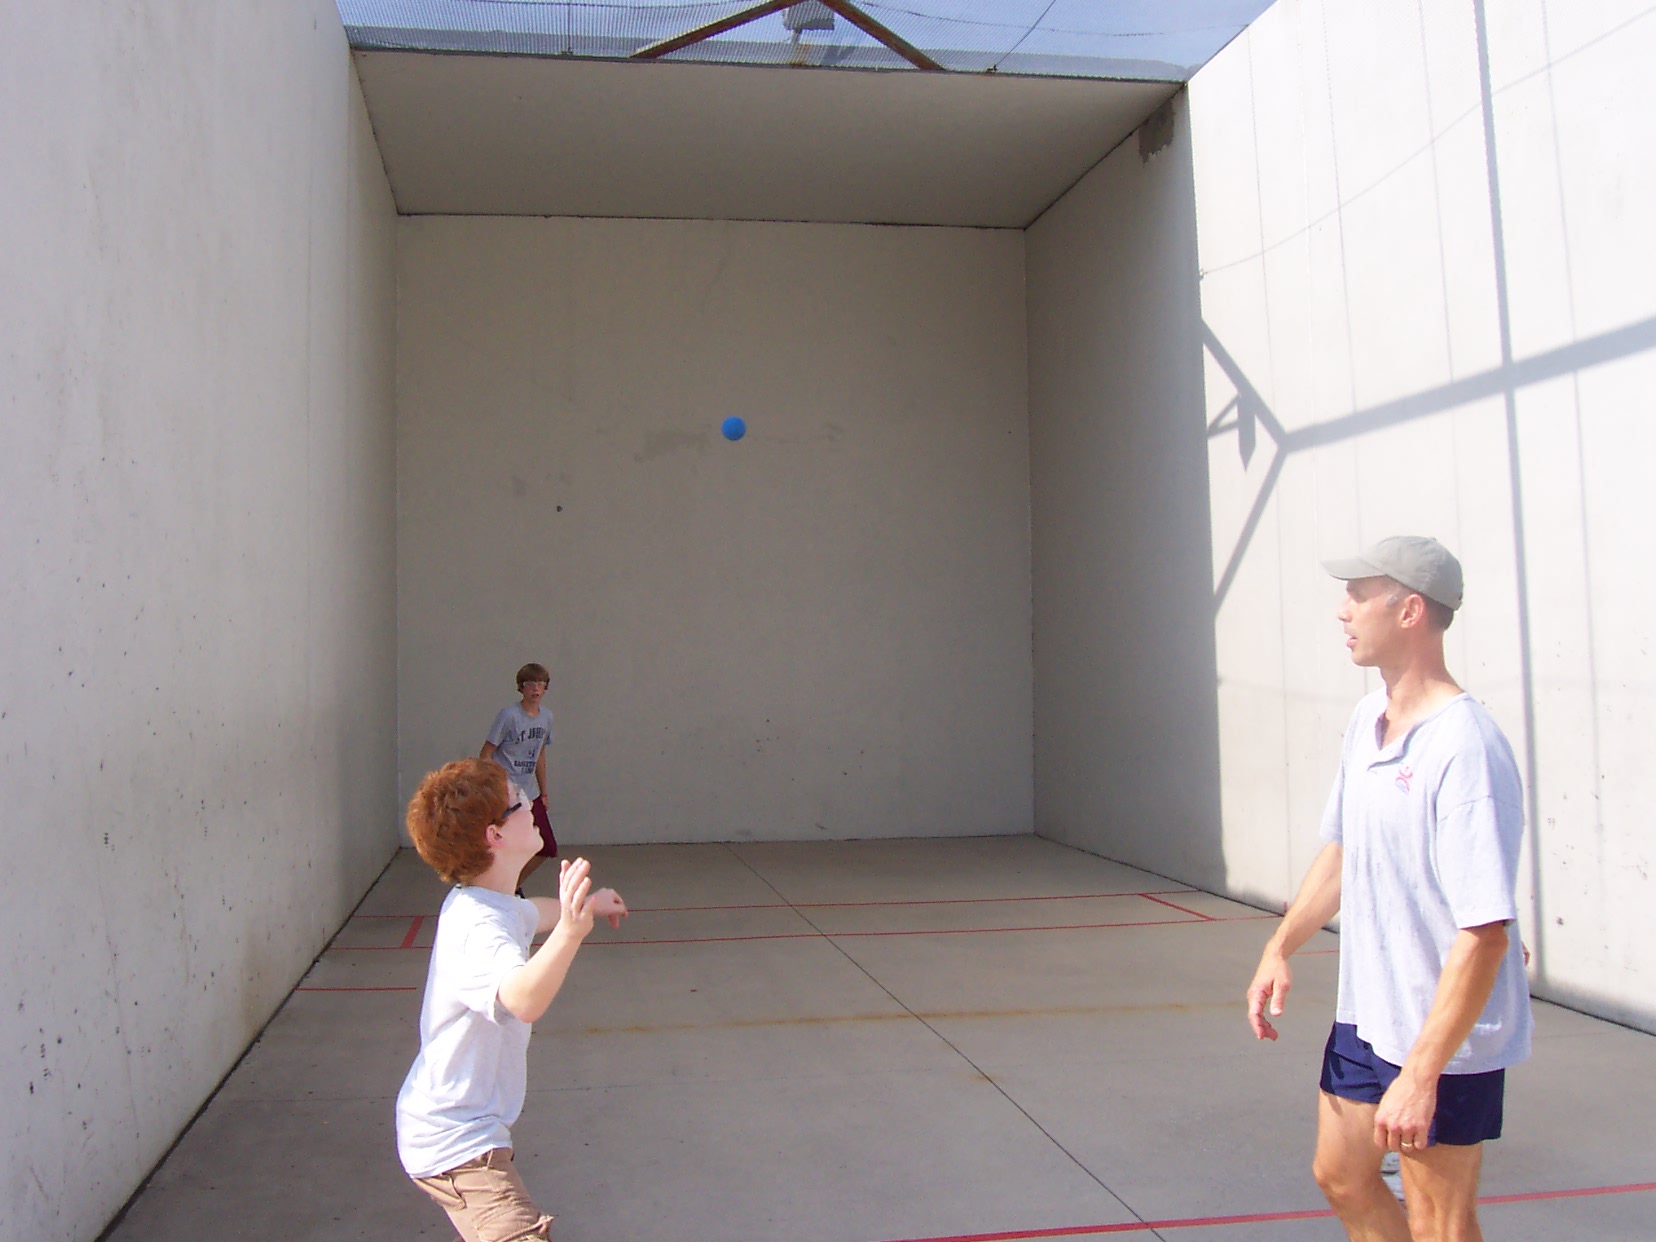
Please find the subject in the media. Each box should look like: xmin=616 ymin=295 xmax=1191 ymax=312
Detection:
xmin=396 ymin=216 xmax=1033 ymax=844
xmin=1025 ymin=94 xmax=1225 ymax=887
xmin=1191 ymin=0 xmax=1656 ymax=1032
xmin=0 ymin=3 xmax=399 ymax=1238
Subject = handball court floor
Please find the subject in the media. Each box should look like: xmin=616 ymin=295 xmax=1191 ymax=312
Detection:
xmin=106 ymin=837 xmax=1656 ymax=1241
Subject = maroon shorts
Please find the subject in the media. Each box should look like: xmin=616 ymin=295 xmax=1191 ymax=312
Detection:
xmin=531 ymin=795 xmax=557 ymax=858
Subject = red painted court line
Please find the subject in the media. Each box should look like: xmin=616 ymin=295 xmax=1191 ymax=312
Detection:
xmin=349 ymin=891 xmax=1210 ymax=920
xmin=881 ymin=1180 xmax=1656 ymax=1242
xmin=588 ymin=913 xmax=1277 ymax=948
xmin=295 ymin=986 xmax=419 ymax=992
xmin=327 ymin=910 xmax=1280 ymax=951
xmin=887 ymin=1207 xmax=1333 ymax=1241
xmin=828 ymin=917 xmax=1222 ymax=938
xmin=1480 ymin=1179 xmax=1656 ymax=1205
xmin=400 ymin=914 xmax=425 ymax=950
xmin=633 ymin=890 xmax=1205 ymax=914
xmin=331 ymin=945 xmax=418 ymax=951
xmin=1138 ymin=893 xmax=1213 ymax=921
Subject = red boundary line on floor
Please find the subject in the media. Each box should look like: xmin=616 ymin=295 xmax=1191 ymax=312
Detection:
xmin=1481 ymin=1179 xmax=1656 ymax=1205
xmin=340 ymin=890 xmax=1213 ymax=919
xmin=330 ymin=895 xmax=1287 ymax=953
xmin=1138 ymin=893 xmax=1213 ymax=921
xmin=881 ymin=1180 xmax=1656 ymax=1242
xmin=327 ymin=910 xmax=1280 ymax=952
xmin=585 ymin=914 xmax=1278 ymax=947
xmin=632 ymin=890 xmax=1209 ymax=914
xmin=295 ymin=986 xmax=418 ymax=992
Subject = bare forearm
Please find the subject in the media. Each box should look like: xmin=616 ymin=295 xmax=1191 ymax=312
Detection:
xmin=480 ymin=740 xmax=496 ymax=761
xmin=1247 ymin=843 xmax=1341 ymax=1040
xmin=1266 ymin=842 xmax=1343 ymax=959
xmin=529 ymin=895 xmax=560 ymax=932
xmin=497 ymin=926 xmax=584 ymax=1023
xmin=1400 ymin=922 xmax=1509 ymax=1081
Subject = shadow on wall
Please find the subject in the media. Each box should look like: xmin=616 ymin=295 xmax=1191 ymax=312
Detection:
xmin=1201 ymin=0 xmax=1656 ymax=977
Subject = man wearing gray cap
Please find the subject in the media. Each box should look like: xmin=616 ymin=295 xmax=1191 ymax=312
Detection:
xmin=1245 ymin=536 xmax=1531 ymax=1240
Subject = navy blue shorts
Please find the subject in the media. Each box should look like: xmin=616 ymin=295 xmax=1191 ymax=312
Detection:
xmin=1320 ymin=1023 xmax=1505 ymax=1146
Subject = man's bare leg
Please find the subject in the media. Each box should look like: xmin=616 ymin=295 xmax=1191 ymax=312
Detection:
xmin=1313 ymin=1091 xmax=1411 ymax=1241
xmin=1400 ymin=1140 xmax=1484 ymax=1241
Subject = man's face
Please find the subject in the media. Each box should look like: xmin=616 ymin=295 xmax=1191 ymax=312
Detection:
xmin=520 ymin=678 xmax=548 ymax=707
xmin=1336 ymin=576 xmax=1405 ymax=667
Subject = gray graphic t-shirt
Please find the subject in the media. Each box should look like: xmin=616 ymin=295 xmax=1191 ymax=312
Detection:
xmin=485 ymin=702 xmax=552 ymax=801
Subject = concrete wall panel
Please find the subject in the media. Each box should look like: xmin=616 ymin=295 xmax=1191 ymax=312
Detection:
xmin=0 ymin=3 xmax=399 ymax=1237
xmin=1026 ymin=94 xmax=1224 ymax=888
xmin=1189 ymin=0 xmax=1656 ymax=1031
xmin=396 ymin=216 xmax=1032 ymax=845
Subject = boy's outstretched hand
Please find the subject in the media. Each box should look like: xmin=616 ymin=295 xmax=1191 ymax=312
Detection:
xmin=591 ymin=886 xmax=628 ymax=929
xmin=555 ymin=860 xmax=628 ymax=932
xmin=557 ymin=857 xmax=595 ymax=940
xmin=504 ymin=858 xmax=613 ymax=1023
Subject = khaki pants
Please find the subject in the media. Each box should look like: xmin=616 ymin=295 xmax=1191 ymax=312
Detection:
xmin=413 ymin=1147 xmax=554 ymax=1242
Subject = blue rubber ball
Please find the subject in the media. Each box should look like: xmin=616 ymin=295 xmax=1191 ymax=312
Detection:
xmin=721 ymin=416 xmax=747 ymax=442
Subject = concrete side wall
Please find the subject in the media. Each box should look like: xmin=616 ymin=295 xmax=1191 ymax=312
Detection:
xmin=396 ymin=217 xmax=1032 ymax=844
xmin=1026 ymin=95 xmax=1224 ymax=885
xmin=1191 ymin=0 xmax=1656 ymax=1030
xmin=0 ymin=5 xmax=400 ymax=1237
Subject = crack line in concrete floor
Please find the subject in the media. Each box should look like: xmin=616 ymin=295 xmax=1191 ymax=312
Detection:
xmin=719 ymin=842 xmax=1164 ymax=1240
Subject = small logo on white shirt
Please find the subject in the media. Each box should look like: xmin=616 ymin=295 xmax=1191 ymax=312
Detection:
xmin=1395 ymin=766 xmax=1414 ymax=794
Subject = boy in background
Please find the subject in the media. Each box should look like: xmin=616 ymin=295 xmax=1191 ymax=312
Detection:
xmin=481 ymin=662 xmax=557 ymax=889
xmin=397 ymin=757 xmax=626 ymax=1241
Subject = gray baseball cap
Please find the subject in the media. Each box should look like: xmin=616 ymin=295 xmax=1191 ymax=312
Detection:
xmin=1322 ymin=535 xmax=1464 ymax=610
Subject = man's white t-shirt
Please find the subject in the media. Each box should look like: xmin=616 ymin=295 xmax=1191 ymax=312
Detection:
xmin=396 ymin=886 xmax=538 ymax=1178
xmin=1321 ymin=689 xmax=1532 ymax=1073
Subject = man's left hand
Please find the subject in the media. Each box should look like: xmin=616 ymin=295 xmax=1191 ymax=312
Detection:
xmin=1373 ymin=1071 xmax=1436 ymax=1153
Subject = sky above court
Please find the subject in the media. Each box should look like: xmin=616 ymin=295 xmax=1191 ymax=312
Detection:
xmin=334 ymin=0 xmax=1276 ymax=82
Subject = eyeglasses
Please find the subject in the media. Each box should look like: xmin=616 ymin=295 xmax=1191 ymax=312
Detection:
xmin=497 ymin=800 xmax=523 ymax=825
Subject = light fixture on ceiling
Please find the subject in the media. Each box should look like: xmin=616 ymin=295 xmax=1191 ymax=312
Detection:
xmin=631 ymin=0 xmax=941 ymax=72
xmin=785 ymin=2 xmax=836 ymax=36
xmin=784 ymin=1 xmax=833 ymax=64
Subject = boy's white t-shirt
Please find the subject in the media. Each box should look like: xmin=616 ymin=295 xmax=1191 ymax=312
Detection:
xmin=1321 ymin=690 xmax=1532 ymax=1073
xmin=396 ymin=885 xmax=539 ymax=1178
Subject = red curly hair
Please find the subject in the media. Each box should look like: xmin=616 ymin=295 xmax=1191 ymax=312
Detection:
xmin=406 ymin=758 xmax=512 ymax=884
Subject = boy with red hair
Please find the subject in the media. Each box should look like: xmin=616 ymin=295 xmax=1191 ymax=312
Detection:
xmin=397 ymin=757 xmax=625 ymax=1241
